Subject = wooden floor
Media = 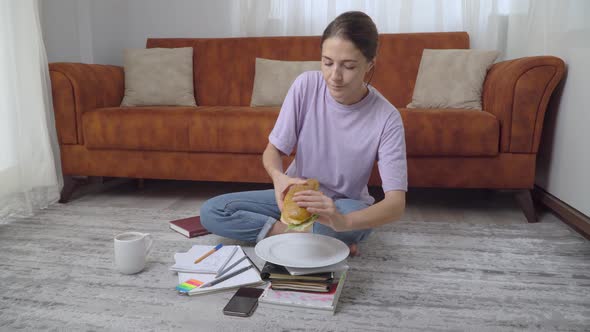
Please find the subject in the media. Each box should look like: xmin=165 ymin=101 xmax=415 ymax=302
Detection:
xmin=0 ymin=180 xmax=588 ymax=331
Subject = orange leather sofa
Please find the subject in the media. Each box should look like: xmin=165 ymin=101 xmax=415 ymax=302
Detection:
xmin=49 ymin=32 xmax=564 ymax=222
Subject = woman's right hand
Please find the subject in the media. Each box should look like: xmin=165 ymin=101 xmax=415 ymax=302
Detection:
xmin=272 ymin=173 xmax=307 ymax=212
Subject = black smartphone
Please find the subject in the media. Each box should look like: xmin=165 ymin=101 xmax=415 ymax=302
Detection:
xmin=222 ymin=287 xmax=265 ymax=317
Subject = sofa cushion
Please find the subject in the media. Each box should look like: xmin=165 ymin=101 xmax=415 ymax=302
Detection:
xmin=250 ymin=58 xmax=321 ymax=106
xmin=83 ymin=106 xmax=497 ymax=157
xmin=83 ymin=106 xmax=279 ymax=153
xmin=189 ymin=106 xmax=279 ymax=153
xmin=407 ymin=49 xmax=499 ymax=110
xmin=399 ymin=108 xmax=499 ymax=156
xmin=83 ymin=107 xmax=196 ymax=151
xmin=121 ymin=47 xmax=197 ymax=107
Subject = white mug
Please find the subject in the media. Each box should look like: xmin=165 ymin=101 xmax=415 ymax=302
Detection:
xmin=114 ymin=232 xmax=153 ymax=274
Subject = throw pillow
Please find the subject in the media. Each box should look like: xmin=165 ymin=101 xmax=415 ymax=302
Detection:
xmin=121 ymin=47 xmax=196 ymax=107
xmin=250 ymin=58 xmax=321 ymax=107
xmin=406 ymin=49 xmax=500 ymax=110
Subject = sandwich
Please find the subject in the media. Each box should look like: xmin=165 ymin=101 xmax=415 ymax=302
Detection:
xmin=280 ymin=178 xmax=320 ymax=232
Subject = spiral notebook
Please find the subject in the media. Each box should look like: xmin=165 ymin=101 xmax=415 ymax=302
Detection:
xmin=176 ymin=247 xmax=264 ymax=296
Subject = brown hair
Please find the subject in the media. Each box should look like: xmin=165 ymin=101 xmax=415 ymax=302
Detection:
xmin=321 ymin=11 xmax=379 ymax=62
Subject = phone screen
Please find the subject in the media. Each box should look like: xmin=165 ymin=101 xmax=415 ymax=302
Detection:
xmin=222 ymin=287 xmax=265 ymax=317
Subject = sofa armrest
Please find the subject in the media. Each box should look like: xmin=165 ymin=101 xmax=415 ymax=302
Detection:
xmin=49 ymin=63 xmax=124 ymax=145
xmin=482 ymin=56 xmax=565 ymax=153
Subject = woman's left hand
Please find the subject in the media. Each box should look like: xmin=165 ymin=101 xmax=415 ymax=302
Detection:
xmin=292 ymin=190 xmax=349 ymax=232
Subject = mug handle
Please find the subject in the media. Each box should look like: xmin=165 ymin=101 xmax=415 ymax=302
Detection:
xmin=143 ymin=233 xmax=154 ymax=255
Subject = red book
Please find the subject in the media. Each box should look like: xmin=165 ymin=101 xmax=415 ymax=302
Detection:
xmin=169 ymin=216 xmax=210 ymax=238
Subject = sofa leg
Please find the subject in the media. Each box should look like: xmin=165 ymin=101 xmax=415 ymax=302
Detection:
xmin=59 ymin=175 xmax=88 ymax=203
xmin=137 ymin=178 xmax=145 ymax=190
xmin=515 ymin=189 xmax=538 ymax=223
xmin=59 ymin=176 xmax=111 ymax=203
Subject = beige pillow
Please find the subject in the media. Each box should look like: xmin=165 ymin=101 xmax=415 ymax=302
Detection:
xmin=121 ymin=47 xmax=196 ymax=107
xmin=250 ymin=58 xmax=321 ymax=107
xmin=407 ymin=49 xmax=499 ymax=110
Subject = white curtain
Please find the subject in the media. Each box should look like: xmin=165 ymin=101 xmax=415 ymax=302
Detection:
xmin=0 ymin=0 xmax=62 ymax=222
xmin=501 ymin=0 xmax=589 ymax=59
xmin=229 ymin=0 xmax=551 ymax=60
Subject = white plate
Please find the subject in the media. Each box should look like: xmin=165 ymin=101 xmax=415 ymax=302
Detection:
xmin=255 ymin=233 xmax=349 ymax=268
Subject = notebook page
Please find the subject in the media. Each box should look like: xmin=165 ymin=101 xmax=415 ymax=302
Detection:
xmin=171 ymin=245 xmax=237 ymax=274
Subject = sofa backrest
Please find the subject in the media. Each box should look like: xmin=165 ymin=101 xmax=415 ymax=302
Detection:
xmin=147 ymin=32 xmax=469 ymax=108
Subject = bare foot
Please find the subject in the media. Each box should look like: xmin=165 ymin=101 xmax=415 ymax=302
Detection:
xmin=348 ymin=243 xmax=359 ymax=257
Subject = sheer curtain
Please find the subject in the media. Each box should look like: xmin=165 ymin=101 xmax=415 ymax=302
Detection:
xmin=230 ymin=0 xmax=516 ymax=58
xmin=0 ymin=0 xmax=62 ymax=222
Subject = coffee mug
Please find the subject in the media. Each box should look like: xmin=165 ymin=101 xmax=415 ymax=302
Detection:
xmin=114 ymin=232 xmax=154 ymax=274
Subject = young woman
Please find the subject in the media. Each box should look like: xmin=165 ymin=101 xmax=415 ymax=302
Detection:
xmin=200 ymin=11 xmax=407 ymax=256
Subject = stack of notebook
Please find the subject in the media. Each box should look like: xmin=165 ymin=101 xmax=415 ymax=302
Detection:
xmin=260 ymin=262 xmax=334 ymax=292
xmin=258 ymin=261 xmax=349 ymax=314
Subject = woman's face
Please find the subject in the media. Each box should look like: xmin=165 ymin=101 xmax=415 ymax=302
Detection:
xmin=321 ymin=37 xmax=373 ymax=105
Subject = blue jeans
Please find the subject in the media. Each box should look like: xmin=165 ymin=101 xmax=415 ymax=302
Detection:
xmin=200 ymin=189 xmax=372 ymax=245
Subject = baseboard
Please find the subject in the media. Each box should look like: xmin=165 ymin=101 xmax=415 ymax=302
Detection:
xmin=533 ymin=185 xmax=590 ymax=240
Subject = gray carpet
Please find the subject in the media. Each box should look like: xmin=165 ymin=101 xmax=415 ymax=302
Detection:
xmin=1 ymin=181 xmax=589 ymax=331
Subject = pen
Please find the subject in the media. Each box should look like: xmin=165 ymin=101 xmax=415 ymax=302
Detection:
xmin=216 ymin=246 xmax=238 ymax=274
xmin=194 ymin=243 xmax=223 ymax=264
xmin=200 ymin=265 xmax=254 ymax=288
xmin=216 ymin=255 xmax=248 ymax=277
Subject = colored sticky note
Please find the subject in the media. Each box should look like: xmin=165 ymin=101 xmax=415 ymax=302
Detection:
xmin=185 ymin=279 xmax=203 ymax=286
xmin=176 ymin=279 xmax=203 ymax=293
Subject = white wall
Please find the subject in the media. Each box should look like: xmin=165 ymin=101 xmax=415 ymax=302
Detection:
xmin=39 ymin=1 xmax=589 ymax=216
xmin=41 ymin=0 xmax=239 ymax=65
xmin=501 ymin=2 xmax=589 ymax=217
xmin=534 ymin=43 xmax=590 ymax=216
xmin=40 ymin=0 xmax=84 ymax=63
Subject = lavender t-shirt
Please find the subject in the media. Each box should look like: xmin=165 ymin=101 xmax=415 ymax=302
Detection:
xmin=269 ymin=71 xmax=407 ymax=205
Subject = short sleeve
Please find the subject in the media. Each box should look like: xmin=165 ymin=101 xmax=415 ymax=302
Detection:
xmin=377 ymin=112 xmax=408 ymax=192
xmin=268 ymin=74 xmax=305 ymax=155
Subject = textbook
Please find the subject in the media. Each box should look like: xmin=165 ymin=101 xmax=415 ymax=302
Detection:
xmin=169 ymin=216 xmax=210 ymax=238
xmin=176 ymin=247 xmax=264 ymax=296
xmin=269 ymin=280 xmax=331 ymax=292
xmin=170 ymin=245 xmax=238 ymax=274
xmin=258 ymin=268 xmax=348 ymax=314
xmin=261 ymin=262 xmax=334 ymax=282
